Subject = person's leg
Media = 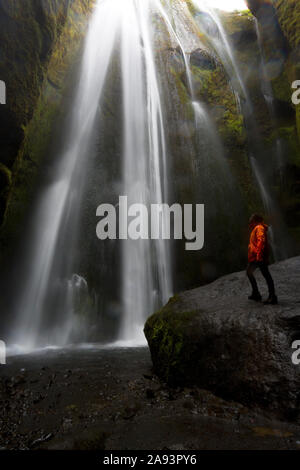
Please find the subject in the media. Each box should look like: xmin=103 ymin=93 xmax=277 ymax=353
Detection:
xmin=246 ymin=262 xmax=261 ymax=300
xmin=259 ymin=263 xmax=277 ymax=304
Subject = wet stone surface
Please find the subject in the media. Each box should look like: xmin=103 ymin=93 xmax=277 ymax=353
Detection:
xmin=0 ymin=346 xmax=300 ymax=450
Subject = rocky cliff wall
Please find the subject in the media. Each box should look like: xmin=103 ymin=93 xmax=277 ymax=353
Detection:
xmin=0 ymin=0 xmax=94 ymax=263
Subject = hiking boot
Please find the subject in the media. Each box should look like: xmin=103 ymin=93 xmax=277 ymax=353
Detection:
xmin=263 ymin=295 xmax=278 ymax=305
xmin=248 ymin=293 xmax=262 ymax=302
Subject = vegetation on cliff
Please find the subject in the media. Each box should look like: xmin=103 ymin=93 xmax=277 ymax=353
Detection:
xmin=0 ymin=0 xmax=94 ymax=262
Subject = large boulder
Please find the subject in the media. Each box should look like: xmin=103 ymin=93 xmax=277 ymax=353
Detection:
xmin=144 ymin=257 xmax=300 ymax=418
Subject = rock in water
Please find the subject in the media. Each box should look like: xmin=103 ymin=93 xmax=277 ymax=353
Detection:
xmin=144 ymin=257 xmax=300 ymax=418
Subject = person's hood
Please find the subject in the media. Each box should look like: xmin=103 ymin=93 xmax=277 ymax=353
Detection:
xmin=249 ymin=222 xmax=268 ymax=231
xmin=255 ymin=222 xmax=268 ymax=231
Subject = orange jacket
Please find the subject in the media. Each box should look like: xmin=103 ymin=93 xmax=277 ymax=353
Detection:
xmin=248 ymin=223 xmax=269 ymax=263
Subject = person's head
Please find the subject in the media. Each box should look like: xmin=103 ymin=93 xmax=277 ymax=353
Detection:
xmin=249 ymin=213 xmax=264 ymax=228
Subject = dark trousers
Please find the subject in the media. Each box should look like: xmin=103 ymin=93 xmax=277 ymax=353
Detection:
xmin=247 ymin=261 xmax=275 ymax=297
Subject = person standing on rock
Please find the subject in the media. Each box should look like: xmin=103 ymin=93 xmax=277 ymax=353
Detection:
xmin=247 ymin=214 xmax=278 ymax=305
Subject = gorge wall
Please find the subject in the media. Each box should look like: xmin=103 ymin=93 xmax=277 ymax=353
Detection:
xmin=247 ymin=0 xmax=300 ymax=244
xmin=0 ymin=0 xmax=299 ymax=326
xmin=0 ymin=0 xmax=94 ymax=262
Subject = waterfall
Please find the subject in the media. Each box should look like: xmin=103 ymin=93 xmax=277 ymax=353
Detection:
xmin=6 ymin=0 xmax=293 ymax=353
xmin=9 ymin=0 xmax=242 ymax=353
xmin=158 ymin=0 xmax=237 ymax=210
xmin=253 ymin=18 xmax=290 ymax=259
xmin=192 ymin=0 xmax=249 ymax=102
xmin=10 ymin=0 xmax=124 ymax=350
xmin=9 ymin=0 xmax=176 ymax=352
xmin=191 ymin=0 xmax=290 ymax=261
xmin=254 ymin=19 xmax=285 ymax=181
xmin=118 ymin=0 xmax=172 ymax=344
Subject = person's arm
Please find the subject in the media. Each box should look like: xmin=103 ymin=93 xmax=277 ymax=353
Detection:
xmin=256 ymin=226 xmax=266 ymax=262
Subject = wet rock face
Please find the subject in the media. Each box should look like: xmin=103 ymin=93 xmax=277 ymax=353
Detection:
xmin=144 ymin=257 xmax=300 ymax=419
xmin=0 ymin=0 xmax=94 ymax=228
xmin=274 ymin=0 xmax=300 ymax=67
xmin=190 ymin=49 xmax=216 ymax=70
xmin=249 ymin=1 xmax=287 ymax=80
xmin=0 ymin=0 xmax=69 ymax=165
xmin=246 ymin=0 xmax=273 ymax=17
xmin=0 ymin=0 xmax=69 ymax=227
xmin=0 ymin=0 xmax=94 ymax=280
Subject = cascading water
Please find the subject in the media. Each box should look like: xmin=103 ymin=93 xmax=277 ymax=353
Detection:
xmin=158 ymin=0 xmax=238 ymax=212
xmin=6 ymin=0 xmax=294 ymax=353
xmin=254 ymin=19 xmax=285 ymax=180
xmin=192 ymin=0 xmax=249 ymax=102
xmin=118 ymin=0 xmax=172 ymax=344
xmin=190 ymin=0 xmax=290 ymax=261
xmin=156 ymin=0 xmax=245 ymax=285
xmin=10 ymin=0 xmax=126 ymax=351
xmin=9 ymin=0 xmax=175 ymax=351
xmin=252 ymin=18 xmax=291 ymax=259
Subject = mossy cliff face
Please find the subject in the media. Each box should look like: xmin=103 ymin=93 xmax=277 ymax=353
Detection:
xmin=0 ymin=0 xmax=94 ymax=262
xmin=190 ymin=37 xmax=261 ymax=214
xmin=273 ymin=0 xmax=300 ymax=108
xmin=272 ymin=0 xmax=300 ymax=55
xmin=252 ymin=0 xmax=300 ymax=246
xmin=149 ymin=1 xmax=300 ymax=289
xmin=273 ymin=0 xmax=300 ymax=244
xmin=150 ymin=9 xmax=263 ymax=290
xmin=189 ymin=1 xmax=300 ymax=254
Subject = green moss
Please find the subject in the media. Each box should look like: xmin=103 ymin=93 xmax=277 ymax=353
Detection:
xmin=145 ymin=296 xmax=200 ymax=383
xmin=170 ymin=67 xmax=190 ymax=107
xmin=220 ymin=10 xmax=254 ymax=38
xmin=272 ymin=71 xmax=294 ymax=104
xmin=184 ymin=0 xmax=197 ymax=17
xmin=278 ymin=125 xmax=300 ymax=165
xmin=274 ymin=0 xmax=300 ymax=50
xmin=0 ymin=1 xmax=69 ymax=126
xmin=272 ymin=0 xmax=300 ymax=151
xmin=0 ymin=163 xmax=12 ymax=186
xmin=1 ymin=98 xmax=59 ymax=246
xmin=192 ymin=64 xmax=246 ymax=148
xmin=296 ymin=106 xmax=300 ymax=143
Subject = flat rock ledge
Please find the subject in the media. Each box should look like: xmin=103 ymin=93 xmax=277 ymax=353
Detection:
xmin=144 ymin=257 xmax=300 ymax=419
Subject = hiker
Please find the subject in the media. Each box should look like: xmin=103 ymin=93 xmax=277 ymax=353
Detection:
xmin=247 ymin=214 xmax=278 ymax=305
